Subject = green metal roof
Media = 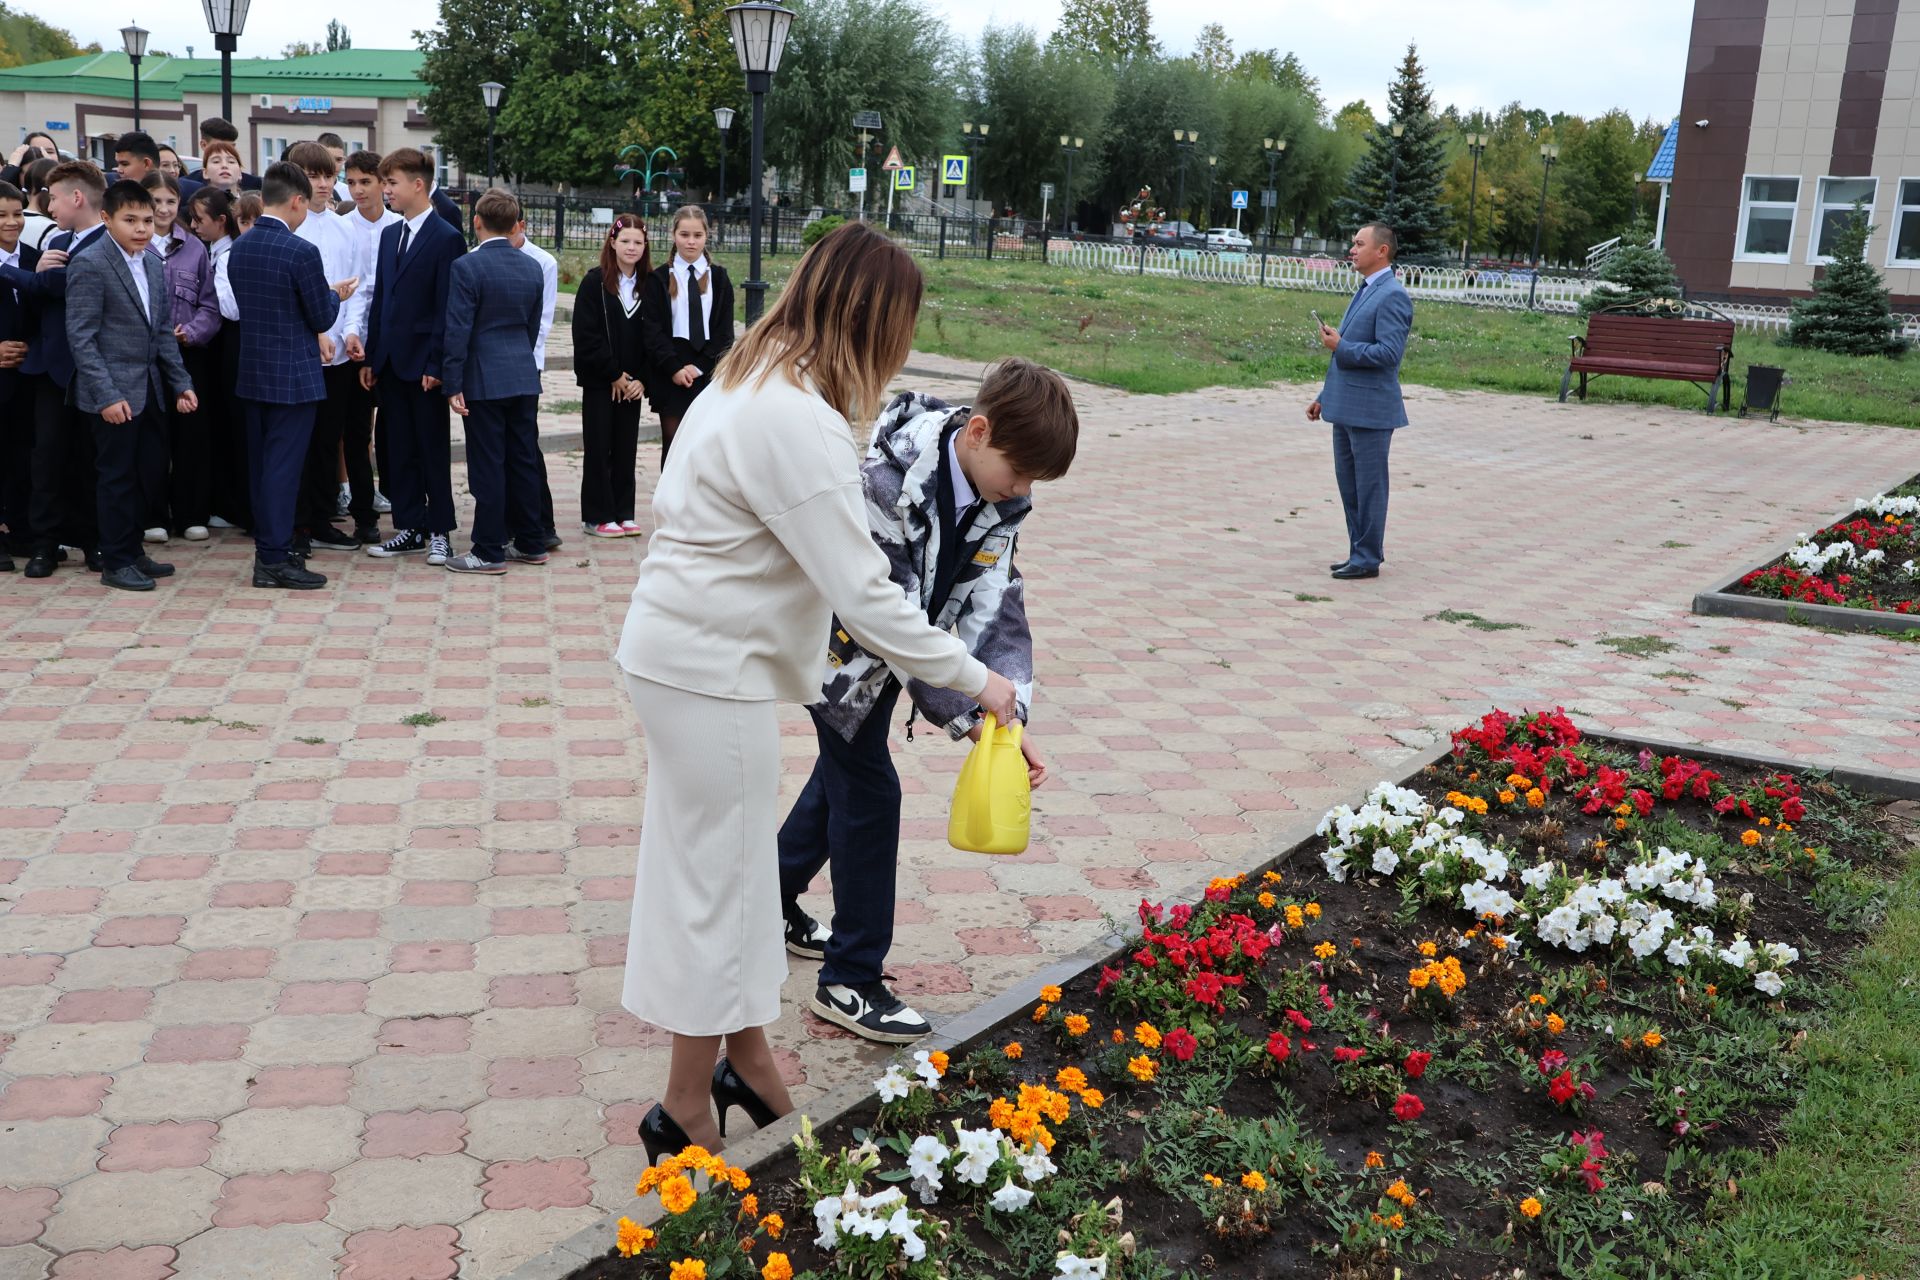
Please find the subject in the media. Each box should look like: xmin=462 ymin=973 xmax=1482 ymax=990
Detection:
xmin=0 ymin=49 xmax=424 ymax=102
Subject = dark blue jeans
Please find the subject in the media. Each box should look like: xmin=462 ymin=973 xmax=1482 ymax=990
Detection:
xmin=777 ymin=681 xmax=902 ymax=988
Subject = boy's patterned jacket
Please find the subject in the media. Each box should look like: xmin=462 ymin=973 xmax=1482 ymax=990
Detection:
xmin=813 ymin=391 xmax=1034 ymax=743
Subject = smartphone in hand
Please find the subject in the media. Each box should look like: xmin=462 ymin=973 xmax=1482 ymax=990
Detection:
xmin=1310 ymin=308 xmax=1325 ymax=332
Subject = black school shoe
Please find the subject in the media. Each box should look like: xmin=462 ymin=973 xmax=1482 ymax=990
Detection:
xmin=811 ymin=980 xmax=931 ymax=1044
xmin=784 ymin=910 xmax=832 ymax=960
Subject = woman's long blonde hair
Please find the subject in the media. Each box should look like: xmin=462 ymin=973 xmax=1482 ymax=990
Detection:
xmin=715 ymin=220 xmax=922 ymax=426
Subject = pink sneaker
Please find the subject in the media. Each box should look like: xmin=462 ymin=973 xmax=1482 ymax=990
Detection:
xmin=587 ymin=522 xmax=626 ymax=539
xmin=620 ymin=521 xmax=644 ymax=536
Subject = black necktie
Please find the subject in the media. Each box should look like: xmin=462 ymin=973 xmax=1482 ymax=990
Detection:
xmin=396 ymin=223 xmax=412 ymax=261
xmin=685 ymin=265 xmax=705 ymax=348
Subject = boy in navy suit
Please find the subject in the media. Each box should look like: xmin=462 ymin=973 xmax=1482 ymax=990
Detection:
xmin=227 ymin=162 xmax=343 ymax=590
xmin=0 ymin=180 xmax=38 ymax=570
xmin=440 ymin=189 xmax=549 ymax=575
xmin=63 ymin=181 xmax=198 ymax=591
xmin=361 ymin=147 xmax=465 ymax=566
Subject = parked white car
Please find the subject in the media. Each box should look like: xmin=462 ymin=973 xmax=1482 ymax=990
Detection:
xmin=1204 ymin=227 xmax=1252 ymax=250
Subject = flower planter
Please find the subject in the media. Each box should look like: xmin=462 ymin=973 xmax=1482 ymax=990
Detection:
xmin=516 ymin=716 xmax=1918 ymax=1280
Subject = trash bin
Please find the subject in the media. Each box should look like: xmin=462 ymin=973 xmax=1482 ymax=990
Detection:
xmin=1741 ymin=364 xmax=1787 ymax=422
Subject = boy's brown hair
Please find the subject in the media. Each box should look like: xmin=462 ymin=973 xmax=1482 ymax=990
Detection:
xmin=46 ymin=159 xmax=106 ymax=202
xmin=284 ymin=140 xmax=337 ymax=180
xmin=973 ymin=357 xmax=1079 ymax=481
xmin=377 ymin=147 xmax=433 ymax=183
xmin=473 ymin=188 xmax=521 ymax=235
xmin=232 ymin=190 xmax=264 ymax=227
xmin=343 ymin=149 xmax=381 ymax=178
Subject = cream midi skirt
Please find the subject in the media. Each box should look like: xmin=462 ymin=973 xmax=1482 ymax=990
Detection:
xmin=620 ymin=672 xmax=787 ymax=1036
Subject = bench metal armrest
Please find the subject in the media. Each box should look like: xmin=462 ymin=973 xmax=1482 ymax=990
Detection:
xmin=1568 ymin=334 xmax=1586 ymax=357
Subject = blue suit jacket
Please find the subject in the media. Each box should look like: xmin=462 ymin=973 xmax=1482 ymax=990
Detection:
xmin=367 ymin=213 xmax=464 ymax=382
xmin=0 ymin=240 xmax=38 ymax=405
xmin=1318 ymin=270 xmax=1413 ymax=429
xmin=0 ymin=225 xmax=110 ymax=389
xmin=228 ymin=215 xmax=340 ymax=405
xmin=441 ymin=239 xmax=544 ymax=402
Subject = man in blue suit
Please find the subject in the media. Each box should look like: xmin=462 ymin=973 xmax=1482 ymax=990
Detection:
xmin=361 ymin=147 xmax=465 ymax=566
xmin=0 ymin=161 xmax=110 ymax=579
xmin=228 ymin=162 xmax=342 ymax=590
xmin=440 ymin=189 xmax=549 ymax=575
xmin=1308 ymin=222 xmax=1412 ymax=581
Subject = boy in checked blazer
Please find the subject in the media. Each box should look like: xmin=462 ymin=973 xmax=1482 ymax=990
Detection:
xmin=64 ymin=181 xmax=198 ymax=591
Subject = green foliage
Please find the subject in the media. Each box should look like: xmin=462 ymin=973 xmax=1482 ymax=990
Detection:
xmin=1580 ymin=220 xmax=1685 ymax=316
xmin=621 ymin=0 xmax=745 ymax=200
xmin=1334 ymin=44 xmax=1451 ymax=260
xmin=497 ymin=0 xmax=642 ymax=187
xmin=1788 ymin=204 xmax=1909 ymax=357
xmin=415 ymin=0 xmax=532 ymax=178
xmin=1047 ymin=0 xmax=1158 ymax=62
xmin=974 ymin=27 xmax=1114 ymax=218
xmin=802 ymin=215 xmax=847 ymax=249
xmin=0 ymin=2 xmax=94 ymax=67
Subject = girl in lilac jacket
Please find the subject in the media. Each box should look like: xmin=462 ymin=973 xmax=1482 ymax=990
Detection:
xmin=143 ymin=173 xmax=222 ymax=540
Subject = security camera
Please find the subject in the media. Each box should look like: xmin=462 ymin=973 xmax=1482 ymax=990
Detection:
xmin=1693 ymin=119 xmax=1710 ymax=127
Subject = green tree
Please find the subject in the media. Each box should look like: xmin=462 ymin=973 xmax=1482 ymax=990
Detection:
xmin=1334 ymin=44 xmax=1450 ymax=260
xmin=1555 ymin=109 xmax=1644 ymax=258
xmin=326 ymin=20 xmax=351 ymax=51
xmin=282 ymin=40 xmax=322 ymax=58
xmin=1191 ymin=22 xmax=1232 ymax=76
xmin=1579 ymin=218 xmax=1684 ymax=315
xmin=417 ymin=0 xmax=531 ymax=179
xmin=0 ymin=2 xmax=93 ymax=68
xmin=1234 ymin=49 xmax=1323 ymax=120
xmin=1048 ymin=0 xmax=1157 ymax=62
xmin=622 ymin=0 xmax=745 ymax=200
xmin=494 ymin=0 xmax=640 ymax=186
xmin=973 ymin=26 xmax=1112 ymax=217
xmin=1087 ymin=54 xmax=1215 ymax=225
xmin=1788 ymin=206 xmax=1909 ymax=356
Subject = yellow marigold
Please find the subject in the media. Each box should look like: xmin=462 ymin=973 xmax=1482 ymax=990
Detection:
xmin=1064 ymin=1014 xmax=1090 ymax=1037
xmin=1528 ymin=993 xmax=1547 ymax=1005
xmin=1127 ymin=1054 xmax=1158 ymax=1082
xmin=989 ymin=1097 xmax=1016 ymax=1129
xmin=929 ymin=1050 xmax=949 ymax=1074
xmin=1257 ymin=891 xmax=1278 ymax=909
xmin=1004 ymin=1041 xmax=1023 ymax=1060
xmin=1526 ymin=788 xmax=1545 ymax=808
xmin=1387 ymin=1212 xmax=1405 ymax=1230
xmin=1313 ymin=941 xmax=1336 ymax=959
xmin=1519 ymin=1196 xmax=1543 ymax=1220
xmin=1056 ymin=1066 xmax=1089 ymax=1093
xmin=1202 ymin=1173 xmax=1224 ymax=1188
xmin=740 ymin=1193 xmax=759 ymax=1219
xmin=1498 ymin=790 xmax=1516 ymax=805
xmin=1545 ymin=1013 xmax=1566 ymax=1035
xmin=1032 ymin=1003 xmax=1051 ymax=1022
xmin=1740 ymin=829 xmax=1762 ymax=847
xmin=762 ymin=1255 xmax=794 ymax=1280
xmin=1241 ymin=1171 xmax=1268 ymax=1192
xmin=1506 ymin=773 xmax=1533 ymax=789
xmin=669 ymin=1261 xmax=706 ymax=1280
xmin=1284 ymin=905 xmax=1305 ymax=929
xmin=658 ymin=1174 xmax=697 ymax=1216
xmin=1615 ymin=817 xmax=1629 ymax=831
xmin=1081 ymin=1088 xmax=1105 ymax=1109
xmin=636 ymin=1168 xmax=663 ymax=1196
xmin=1305 ymin=903 xmax=1322 ymax=919
xmin=1134 ymin=1022 xmax=1163 ymax=1048
xmin=728 ymin=1167 xmax=751 ymax=1192
xmin=1040 ymin=984 xmax=1063 ymax=1004
xmin=1207 ymin=876 xmax=1238 ymax=897
xmin=1408 ymin=967 xmax=1432 ymax=989
xmin=615 ymin=1217 xmax=654 ymax=1257
xmin=1263 ymin=870 xmax=1284 ymax=884
xmin=761 ymin=1211 xmax=785 ymax=1239
xmin=1642 ymin=1030 xmax=1664 ymax=1049
xmin=1418 ymin=941 xmax=1437 ymax=958
xmin=1364 ymin=1150 xmax=1385 ymax=1169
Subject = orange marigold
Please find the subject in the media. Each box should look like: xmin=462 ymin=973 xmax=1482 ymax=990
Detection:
xmin=1364 ymin=1150 xmax=1385 ymax=1169
xmin=1134 ymin=1022 xmax=1163 ymax=1049
xmin=1056 ymin=1066 xmax=1089 ymax=1094
xmin=615 ymin=1217 xmax=654 ymax=1257
xmin=1040 ymin=984 xmax=1063 ymax=1003
xmin=1257 ymin=891 xmax=1278 ymax=909
xmin=1081 ymin=1088 xmax=1105 ymax=1108
xmin=761 ymin=1212 xmax=785 ymax=1239
xmin=1064 ymin=1014 xmax=1090 ymax=1037
xmin=740 ymin=1193 xmax=758 ymax=1219
xmin=1305 ymin=903 xmax=1322 ymax=919
xmin=762 ymin=1255 xmax=794 ymax=1280
xmin=1127 ymin=1054 xmax=1158 ymax=1082
xmin=1519 ymin=1196 xmax=1543 ymax=1220
xmin=1545 ymin=1013 xmax=1566 ymax=1035
xmin=1740 ymin=829 xmax=1762 ymax=846
xmin=669 ymin=1261 xmax=706 ymax=1280
xmin=1004 ymin=1042 xmax=1023 ymax=1059
xmin=658 ymin=1174 xmax=697 ymax=1216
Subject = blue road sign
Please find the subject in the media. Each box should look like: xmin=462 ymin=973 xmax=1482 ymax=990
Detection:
xmin=895 ymin=166 xmax=916 ymax=191
xmin=941 ymin=155 xmax=969 ymax=187
xmin=1230 ymin=189 xmax=1249 ymax=209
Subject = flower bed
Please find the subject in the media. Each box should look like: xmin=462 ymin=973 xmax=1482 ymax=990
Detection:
xmin=1696 ymin=481 xmax=1920 ymax=632
xmin=567 ymin=709 xmax=1909 ymax=1280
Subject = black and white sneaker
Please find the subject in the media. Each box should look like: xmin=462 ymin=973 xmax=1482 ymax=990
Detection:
xmin=427 ymin=534 xmax=451 ymax=566
xmin=811 ymin=981 xmax=931 ymax=1044
xmin=368 ymin=529 xmax=427 ymax=558
xmin=785 ymin=911 xmax=832 ymax=960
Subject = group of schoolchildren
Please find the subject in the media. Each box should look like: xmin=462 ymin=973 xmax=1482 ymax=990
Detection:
xmin=0 ymin=120 xmax=741 ymax=588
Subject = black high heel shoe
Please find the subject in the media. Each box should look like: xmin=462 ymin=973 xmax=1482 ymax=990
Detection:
xmin=711 ymin=1057 xmax=781 ymax=1138
xmin=638 ymin=1102 xmax=695 ymax=1166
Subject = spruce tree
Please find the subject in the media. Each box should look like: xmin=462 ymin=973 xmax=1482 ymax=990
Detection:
xmin=1334 ymin=44 xmax=1449 ymax=262
xmin=1580 ymin=218 xmax=1685 ymax=316
xmin=1788 ymin=204 xmax=1909 ymax=356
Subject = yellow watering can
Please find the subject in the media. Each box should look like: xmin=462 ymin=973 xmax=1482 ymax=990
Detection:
xmin=947 ymin=713 xmax=1031 ymax=855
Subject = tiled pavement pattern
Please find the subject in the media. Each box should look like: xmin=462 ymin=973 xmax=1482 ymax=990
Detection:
xmin=3 ymin=353 xmax=1919 ymax=1279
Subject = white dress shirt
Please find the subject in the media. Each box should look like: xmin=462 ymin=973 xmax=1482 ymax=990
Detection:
xmin=0 ymin=241 xmax=17 ymax=304
xmin=119 ymin=244 xmax=151 ymax=322
xmin=517 ymin=238 xmax=559 ymax=371
xmin=293 ymin=209 xmax=359 ymax=366
xmin=397 ymin=205 xmax=436 ymax=258
xmin=214 ymin=235 xmax=239 ymax=322
xmin=668 ymin=254 xmax=714 ymax=341
xmin=945 ymin=428 xmax=978 ymax=534
xmin=615 ymin=269 xmax=639 ymax=317
xmin=341 ymin=206 xmax=400 ymax=343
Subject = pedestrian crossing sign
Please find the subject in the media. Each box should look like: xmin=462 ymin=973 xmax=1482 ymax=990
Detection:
xmin=941 ymin=154 xmax=968 ymax=187
xmin=1230 ymin=189 xmax=1249 ymax=209
xmin=894 ymin=166 xmax=916 ymax=191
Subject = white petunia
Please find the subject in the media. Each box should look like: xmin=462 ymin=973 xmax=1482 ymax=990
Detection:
xmin=1663 ymin=937 xmax=1692 ymax=966
xmin=1016 ymin=1146 xmax=1058 ymax=1182
xmin=1056 ymin=1254 xmax=1110 ymax=1279
xmin=1520 ymin=862 xmax=1555 ymax=890
xmin=874 ymin=1065 xmax=913 ymax=1103
xmin=1753 ymin=970 xmax=1785 ymax=997
xmin=951 ymin=1124 xmax=1001 ymax=1185
xmin=1372 ymin=847 xmax=1401 ymax=875
xmin=992 ymin=1177 xmax=1036 ymax=1212
xmin=842 ymin=1208 xmax=888 ymax=1241
xmin=813 ymin=1194 xmax=846 ymax=1249
xmin=913 ymin=1049 xmax=944 ymax=1087
xmin=906 ymin=1134 xmax=949 ymax=1188
xmin=1320 ymin=848 xmax=1350 ymax=882
xmin=887 ymin=1206 xmax=927 ymax=1261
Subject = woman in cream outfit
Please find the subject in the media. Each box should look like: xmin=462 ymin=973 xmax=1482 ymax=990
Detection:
xmin=615 ymin=221 xmax=1019 ymax=1157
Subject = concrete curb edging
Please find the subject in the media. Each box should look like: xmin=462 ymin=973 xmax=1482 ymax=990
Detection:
xmin=498 ymin=729 xmax=1917 ymax=1280
xmin=1691 ymin=473 xmax=1920 ymax=636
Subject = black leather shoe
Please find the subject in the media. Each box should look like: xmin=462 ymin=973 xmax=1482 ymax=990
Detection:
xmin=84 ymin=550 xmax=103 ymax=572
xmin=134 ymin=556 xmax=175 ymax=578
xmin=638 ymin=1102 xmax=696 ymax=1167
xmin=308 ymin=525 xmax=360 ymax=552
xmin=23 ymin=552 xmax=57 ymax=578
xmin=101 ymin=565 xmax=155 ymax=592
xmin=1329 ymin=560 xmax=1352 ymax=572
xmin=0 ymin=553 xmax=13 ymax=573
xmin=253 ymin=559 xmax=328 ymax=590
xmin=1330 ymin=564 xmax=1379 ymax=580
xmin=712 ymin=1057 xmax=782 ymax=1138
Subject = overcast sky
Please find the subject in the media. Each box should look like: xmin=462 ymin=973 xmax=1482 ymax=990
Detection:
xmin=65 ymin=0 xmax=1688 ymax=124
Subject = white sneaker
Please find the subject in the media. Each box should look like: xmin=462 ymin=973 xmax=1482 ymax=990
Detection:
xmin=373 ymin=491 xmax=393 ymax=514
xmin=586 ymin=522 xmax=626 ymax=538
xmin=335 ymin=485 xmax=351 ymax=518
xmin=620 ymin=520 xmax=643 ymax=536
xmin=810 ymin=981 xmax=932 ymax=1044
xmin=208 ymin=516 xmax=237 ymax=529
xmin=143 ymin=527 xmax=168 ymax=544
xmin=183 ymin=526 xmax=209 ymax=542
xmin=427 ymin=534 xmax=450 ymax=566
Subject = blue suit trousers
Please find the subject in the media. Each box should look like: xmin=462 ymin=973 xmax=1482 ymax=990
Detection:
xmin=378 ymin=374 xmax=455 ymax=536
xmin=242 ymin=400 xmax=316 ymax=566
xmin=1331 ymin=421 xmax=1393 ymax=571
xmin=462 ymin=395 xmax=545 ymax=563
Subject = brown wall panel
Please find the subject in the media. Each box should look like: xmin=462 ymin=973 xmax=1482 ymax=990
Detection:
xmin=1667 ymin=0 xmax=1769 ymax=296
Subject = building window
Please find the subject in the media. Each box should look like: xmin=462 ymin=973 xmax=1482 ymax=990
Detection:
xmin=260 ymin=135 xmax=290 ymax=173
xmin=1810 ymin=176 xmax=1878 ymax=263
xmin=1890 ymin=179 xmax=1920 ymax=267
xmin=1736 ymin=176 xmax=1799 ymax=261
xmin=429 ymin=145 xmax=451 ymax=191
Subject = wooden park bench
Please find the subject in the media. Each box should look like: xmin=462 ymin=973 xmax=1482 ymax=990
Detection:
xmin=1559 ymin=312 xmax=1735 ymax=411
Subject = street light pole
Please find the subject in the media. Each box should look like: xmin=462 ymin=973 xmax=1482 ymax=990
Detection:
xmin=713 ymin=106 xmax=735 ymax=236
xmin=122 ymin=25 xmax=149 ymax=133
xmin=1058 ymin=135 xmax=1082 ymax=234
xmin=202 ymin=0 xmax=252 ymax=129
xmin=480 ymin=80 xmax=504 ymax=187
xmin=1527 ymin=143 xmax=1560 ymax=309
xmin=725 ymin=1 xmax=796 ymax=326
xmin=1262 ymin=137 xmax=1286 ymax=246
xmin=1172 ymin=129 xmax=1196 ymax=231
xmin=1205 ymin=155 xmax=1217 ymax=231
xmin=1462 ymin=131 xmax=1487 ymax=265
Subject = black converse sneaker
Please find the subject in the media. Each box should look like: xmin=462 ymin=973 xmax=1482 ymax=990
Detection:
xmin=811 ymin=980 xmax=932 ymax=1044
xmin=784 ymin=911 xmax=832 ymax=960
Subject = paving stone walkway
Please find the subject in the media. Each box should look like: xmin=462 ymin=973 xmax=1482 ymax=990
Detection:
xmin=2 ymin=357 xmax=1918 ymax=1279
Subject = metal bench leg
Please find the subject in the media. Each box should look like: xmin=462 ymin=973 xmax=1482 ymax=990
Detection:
xmin=1578 ymin=372 xmax=1589 ymax=402
xmin=1558 ymin=364 xmax=1573 ymax=402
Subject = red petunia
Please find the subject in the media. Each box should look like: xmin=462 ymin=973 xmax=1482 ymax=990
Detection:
xmin=1547 ymin=1070 xmax=1577 ymax=1107
xmin=1285 ymin=1009 xmax=1313 ymax=1034
xmin=1266 ymin=1031 xmax=1292 ymax=1063
xmin=1392 ymin=1092 xmax=1424 ymax=1123
xmin=1333 ymin=1046 xmax=1365 ymax=1064
xmin=1403 ymin=1050 xmax=1432 ymax=1079
xmin=1163 ymin=1028 xmax=1198 ymax=1062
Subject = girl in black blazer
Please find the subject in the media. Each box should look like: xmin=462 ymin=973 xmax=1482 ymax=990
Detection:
xmin=640 ymin=205 xmax=734 ymax=461
xmin=572 ymin=215 xmax=653 ymax=537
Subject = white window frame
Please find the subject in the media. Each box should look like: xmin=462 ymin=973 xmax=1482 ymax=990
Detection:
xmin=1888 ymin=177 xmax=1920 ymax=268
xmin=259 ymin=134 xmax=290 ymax=174
xmin=1734 ymin=174 xmax=1801 ymax=263
xmin=1807 ymin=175 xmax=1879 ymax=265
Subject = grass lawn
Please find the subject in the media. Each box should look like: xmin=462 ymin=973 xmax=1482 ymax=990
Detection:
xmin=557 ymin=250 xmax=1916 ymax=429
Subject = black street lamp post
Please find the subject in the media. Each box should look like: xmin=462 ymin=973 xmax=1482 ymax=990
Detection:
xmin=713 ymin=106 xmax=735 ymax=235
xmin=1058 ymin=134 xmax=1082 ymax=234
xmin=480 ymin=81 xmax=504 ymax=186
xmin=202 ymin=0 xmax=251 ymax=126
xmin=1261 ymin=137 xmax=1286 ymax=245
xmin=1204 ymin=154 xmax=1217 ymax=230
xmin=960 ymin=121 xmax=988 ymax=213
xmin=725 ymin=1 xmax=796 ymax=326
xmin=1172 ymin=129 xmax=1196 ymax=230
xmin=1462 ymin=130 xmax=1488 ymax=265
xmin=122 ymin=25 xmax=149 ymax=132
xmin=1527 ymin=143 xmax=1560 ymax=309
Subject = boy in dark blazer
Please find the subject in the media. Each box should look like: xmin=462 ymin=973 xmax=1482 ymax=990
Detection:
xmin=440 ymin=189 xmax=548 ymax=575
xmin=0 ymin=180 xmax=38 ymax=569
xmin=227 ymin=162 xmax=342 ymax=590
xmin=63 ymin=181 xmax=197 ymax=591
xmin=361 ymin=147 xmax=465 ymax=565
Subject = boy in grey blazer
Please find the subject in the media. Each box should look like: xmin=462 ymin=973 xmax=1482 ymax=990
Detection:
xmin=66 ymin=180 xmax=198 ymax=590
